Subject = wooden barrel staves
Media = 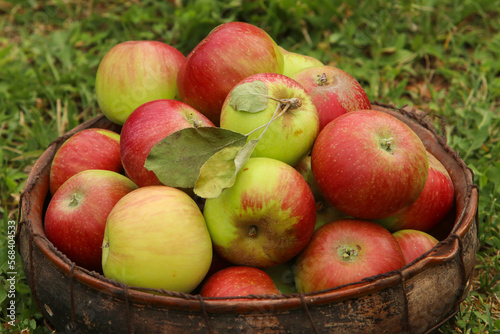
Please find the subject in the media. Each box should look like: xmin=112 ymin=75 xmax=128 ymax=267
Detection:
xmin=17 ymin=103 xmax=479 ymax=334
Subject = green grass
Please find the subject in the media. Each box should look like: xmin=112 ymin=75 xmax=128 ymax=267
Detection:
xmin=1 ymin=0 xmax=499 ymax=333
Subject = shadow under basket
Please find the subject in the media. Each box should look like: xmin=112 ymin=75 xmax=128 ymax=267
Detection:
xmin=17 ymin=103 xmax=479 ymax=334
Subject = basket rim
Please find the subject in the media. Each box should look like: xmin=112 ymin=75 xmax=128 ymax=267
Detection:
xmin=18 ymin=102 xmax=479 ymax=314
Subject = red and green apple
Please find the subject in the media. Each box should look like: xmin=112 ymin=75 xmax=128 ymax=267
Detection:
xmin=200 ymin=266 xmax=280 ymax=298
xmin=49 ymin=128 xmax=122 ymax=195
xmin=177 ymin=22 xmax=284 ymax=125
xmin=393 ymin=229 xmax=439 ymax=265
xmin=203 ymin=157 xmax=317 ymax=268
xmin=102 ymin=185 xmax=213 ymax=293
xmin=95 ymin=40 xmax=185 ymax=124
xmin=294 ymin=219 xmax=405 ymax=293
xmin=378 ymin=151 xmax=455 ymax=232
xmin=44 ymin=170 xmax=138 ymax=272
xmin=311 ymin=110 xmax=429 ymax=220
xmin=292 ymin=65 xmax=371 ymax=131
xmin=220 ymin=73 xmax=319 ymax=167
xmin=120 ymin=99 xmax=214 ymax=187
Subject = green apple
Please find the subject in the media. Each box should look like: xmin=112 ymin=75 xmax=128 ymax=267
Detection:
xmin=203 ymin=157 xmax=317 ymax=268
xmin=102 ymin=186 xmax=213 ymax=293
xmin=220 ymin=73 xmax=319 ymax=167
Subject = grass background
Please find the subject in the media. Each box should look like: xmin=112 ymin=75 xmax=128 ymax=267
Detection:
xmin=1 ymin=0 xmax=499 ymax=333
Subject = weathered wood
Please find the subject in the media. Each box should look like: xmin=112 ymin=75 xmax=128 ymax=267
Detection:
xmin=17 ymin=104 xmax=479 ymax=334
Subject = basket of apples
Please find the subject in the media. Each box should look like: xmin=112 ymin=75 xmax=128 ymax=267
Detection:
xmin=18 ymin=22 xmax=478 ymax=334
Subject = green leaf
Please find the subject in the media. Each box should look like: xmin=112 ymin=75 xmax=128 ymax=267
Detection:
xmin=194 ymin=139 xmax=259 ymax=198
xmin=228 ymin=80 xmax=269 ymax=113
xmin=144 ymin=127 xmax=247 ymax=188
xmin=193 ymin=146 xmax=242 ymax=198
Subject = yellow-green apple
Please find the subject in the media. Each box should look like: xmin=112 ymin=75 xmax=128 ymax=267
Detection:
xmin=393 ymin=229 xmax=439 ymax=264
xmin=177 ymin=21 xmax=284 ymax=125
xmin=279 ymin=47 xmax=324 ymax=78
xmin=294 ymin=219 xmax=405 ymax=293
xmin=292 ymin=65 xmax=371 ymax=131
xmin=101 ymin=186 xmax=213 ymax=293
xmin=200 ymin=266 xmax=280 ymax=299
xmin=220 ymin=73 xmax=319 ymax=167
xmin=203 ymin=157 xmax=317 ymax=268
xmin=44 ymin=170 xmax=138 ymax=272
xmin=120 ymin=99 xmax=214 ymax=187
xmin=95 ymin=41 xmax=185 ymax=125
xmin=377 ymin=151 xmax=455 ymax=232
xmin=49 ymin=128 xmax=122 ymax=195
xmin=311 ymin=110 xmax=429 ymax=220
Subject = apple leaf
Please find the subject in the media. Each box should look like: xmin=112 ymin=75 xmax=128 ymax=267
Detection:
xmin=193 ymin=146 xmax=241 ymax=198
xmin=194 ymin=139 xmax=259 ymax=198
xmin=228 ymin=80 xmax=269 ymax=113
xmin=144 ymin=127 xmax=247 ymax=188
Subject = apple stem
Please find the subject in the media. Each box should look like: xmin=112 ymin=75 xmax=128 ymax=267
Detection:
xmin=248 ymin=225 xmax=258 ymax=238
xmin=265 ymin=95 xmax=302 ymax=110
xmin=245 ymin=101 xmax=290 ymax=139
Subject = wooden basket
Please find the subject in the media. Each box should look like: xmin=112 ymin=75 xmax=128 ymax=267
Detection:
xmin=17 ymin=103 xmax=479 ymax=334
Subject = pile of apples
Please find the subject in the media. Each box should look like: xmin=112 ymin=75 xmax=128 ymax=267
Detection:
xmin=43 ymin=22 xmax=455 ymax=298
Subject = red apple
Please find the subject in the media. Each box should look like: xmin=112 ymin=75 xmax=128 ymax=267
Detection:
xmin=294 ymin=219 xmax=405 ymax=293
xmin=378 ymin=151 xmax=455 ymax=232
xmin=177 ymin=21 xmax=284 ymax=125
xmin=95 ymin=41 xmax=185 ymax=124
xmin=393 ymin=229 xmax=439 ymax=265
xmin=49 ymin=128 xmax=122 ymax=195
xmin=220 ymin=72 xmax=319 ymax=167
xmin=292 ymin=65 xmax=371 ymax=131
xmin=120 ymin=99 xmax=215 ymax=187
xmin=200 ymin=266 xmax=280 ymax=298
xmin=311 ymin=110 xmax=429 ymax=220
xmin=203 ymin=157 xmax=317 ymax=268
xmin=44 ymin=170 xmax=138 ymax=272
